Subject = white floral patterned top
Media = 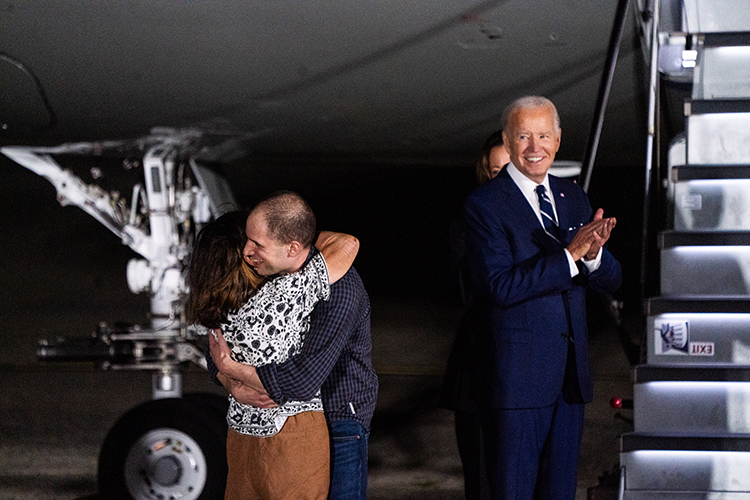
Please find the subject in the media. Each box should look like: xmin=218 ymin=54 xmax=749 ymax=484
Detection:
xmin=221 ymin=252 xmax=330 ymax=437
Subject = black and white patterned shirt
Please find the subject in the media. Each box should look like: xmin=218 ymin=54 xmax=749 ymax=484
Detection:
xmin=221 ymin=252 xmax=330 ymax=437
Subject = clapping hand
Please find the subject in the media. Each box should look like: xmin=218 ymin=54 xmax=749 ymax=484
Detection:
xmin=566 ymin=208 xmax=616 ymax=261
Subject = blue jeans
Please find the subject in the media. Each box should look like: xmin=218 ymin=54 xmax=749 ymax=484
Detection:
xmin=328 ymin=419 xmax=369 ymax=500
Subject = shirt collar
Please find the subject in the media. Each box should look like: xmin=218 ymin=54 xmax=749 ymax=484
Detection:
xmin=506 ymin=162 xmax=551 ymax=194
xmin=304 ymin=245 xmax=317 ymax=267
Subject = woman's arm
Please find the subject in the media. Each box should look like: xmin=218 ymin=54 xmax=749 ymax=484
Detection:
xmin=315 ymin=231 xmax=359 ymax=283
xmin=209 ymin=330 xmax=278 ymax=407
xmin=216 ymin=371 xmax=277 ymax=408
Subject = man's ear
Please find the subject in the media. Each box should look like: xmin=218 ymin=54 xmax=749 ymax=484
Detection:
xmin=287 ymin=240 xmax=302 ymax=257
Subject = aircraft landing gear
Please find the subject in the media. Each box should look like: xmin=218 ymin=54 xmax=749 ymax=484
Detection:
xmin=98 ymin=395 xmax=228 ymax=500
xmin=1 ymin=136 xmax=238 ymax=499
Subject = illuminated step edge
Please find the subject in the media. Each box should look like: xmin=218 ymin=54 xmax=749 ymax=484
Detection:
xmin=660 ymin=248 xmax=750 ymax=296
xmin=681 ymin=0 xmax=750 ymax=34
xmin=647 ymin=312 xmax=750 ymax=365
xmin=634 ymin=380 xmax=750 ymax=433
xmin=697 ymin=44 xmax=750 ymax=99
xmin=620 ymin=434 xmax=750 ymax=492
xmin=658 ymin=232 xmax=750 ymax=297
xmin=687 ymin=109 xmax=750 ymax=166
xmin=672 ymin=181 xmax=750 ymax=230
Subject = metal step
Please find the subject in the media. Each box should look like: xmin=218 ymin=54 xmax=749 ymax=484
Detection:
xmin=634 ymin=379 xmax=750 ymax=433
xmin=646 ymin=310 xmax=750 ymax=364
xmin=672 ymin=178 xmax=750 ymax=231
xmin=681 ymin=0 xmax=750 ymax=34
xmin=623 ymin=4 xmax=750 ymax=498
xmin=687 ymin=101 xmax=750 ymax=165
xmin=689 ymin=101 xmax=750 ymax=114
xmin=646 ymin=299 xmax=750 ymax=363
xmin=621 ymin=433 xmax=750 ymax=493
xmin=633 ymin=367 xmax=750 ymax=432
xmin=634 ymin=366 xmax=750 ymax=432
xmin=668 ymin=120 xmax=750 ymax=230
xmin=694 ymin=34 xmax=750 ymax=100
xmin=659 ymin=232 xmax=750 ymax=296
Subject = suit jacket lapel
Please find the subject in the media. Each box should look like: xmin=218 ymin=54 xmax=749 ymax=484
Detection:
xmin=550 ymin=175 xmax=585 ymax=246
xmin=549 ymin=176 xmax=567 ymax=243
xmin=496 ymin=169 xmax=557 ymax=253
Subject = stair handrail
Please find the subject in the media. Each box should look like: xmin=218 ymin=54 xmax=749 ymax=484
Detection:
xmin=639 ymin=0 xmax=660 ymax=305
xmin=580 ymin=0 xmax=632 ymax=192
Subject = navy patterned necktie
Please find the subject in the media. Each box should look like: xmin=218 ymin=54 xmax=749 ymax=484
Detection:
xmin=536 ymin=184 xmax=560 ymax=243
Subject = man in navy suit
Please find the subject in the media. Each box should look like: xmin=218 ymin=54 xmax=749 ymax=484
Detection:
xmin=463 ymin=96 xmax=622 ymax=500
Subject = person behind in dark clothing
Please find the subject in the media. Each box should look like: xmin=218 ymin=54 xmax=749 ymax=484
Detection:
xmin=439 ymin=130 xmax=509 ymax=500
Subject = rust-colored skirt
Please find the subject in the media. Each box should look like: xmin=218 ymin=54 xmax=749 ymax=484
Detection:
xmin=224 ymin=410 xmax=330 ymax=500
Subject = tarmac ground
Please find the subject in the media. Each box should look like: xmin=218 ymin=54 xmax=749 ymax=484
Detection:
xmin=0 ymin=298 xmax=635 ymax=500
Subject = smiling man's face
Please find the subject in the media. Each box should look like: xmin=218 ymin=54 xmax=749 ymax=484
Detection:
xmin=242 ymin=209 xmax=292 ymax=277
xmin=503 ymin=105 xmax=561 ymax=184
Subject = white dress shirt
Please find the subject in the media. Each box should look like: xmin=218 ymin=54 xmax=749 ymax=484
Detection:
xmin=506 ymin=162 xmax=602 ymax=277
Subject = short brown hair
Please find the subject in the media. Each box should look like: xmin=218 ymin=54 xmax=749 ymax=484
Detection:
xmin=255 ymin=191 xmax=316 ymax=248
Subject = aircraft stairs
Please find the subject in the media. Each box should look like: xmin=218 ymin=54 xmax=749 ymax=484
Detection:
xmin=619 ymin=1 xmax=750 ymax=498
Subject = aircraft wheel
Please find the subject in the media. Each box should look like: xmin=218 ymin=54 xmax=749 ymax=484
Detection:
xmin=183 ymin=391 xmax=229 ymax=421
xmin=98 ymin=397 xmax=228 ymax=500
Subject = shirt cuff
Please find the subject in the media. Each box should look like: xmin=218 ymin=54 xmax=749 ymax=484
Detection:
xmin=582 ymin=247 xmax=603 ymax=272
xmin=564 ymin=249 xmax=579 ymax=277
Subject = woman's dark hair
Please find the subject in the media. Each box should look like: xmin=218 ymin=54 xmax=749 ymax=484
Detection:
xmin=476 ymin=129 xmax=504 ymax=185
xmin=185 ymin=210 xmax=263 ymax=328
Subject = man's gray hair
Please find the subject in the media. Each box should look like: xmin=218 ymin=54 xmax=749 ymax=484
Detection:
xmin=501 ymin=96 xmax=561 ymax=133
xmin=254 ymin=190 xmax=316 ymax=248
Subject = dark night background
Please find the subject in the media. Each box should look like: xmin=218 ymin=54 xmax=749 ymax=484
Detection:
xmin=0 ymin=150 xmax=644 ymax=367
xmin=0 ymin=142 xmax=645 ymax=500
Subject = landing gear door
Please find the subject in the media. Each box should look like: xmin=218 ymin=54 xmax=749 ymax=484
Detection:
xmin=189 ymin=158 xmax=237 ymax=219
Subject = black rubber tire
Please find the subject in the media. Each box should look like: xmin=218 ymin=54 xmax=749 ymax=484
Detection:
xmin=182 ymin=392 xmax=230 ymax=422
xmin=98 ymin=397 xmax=228 ymax=500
